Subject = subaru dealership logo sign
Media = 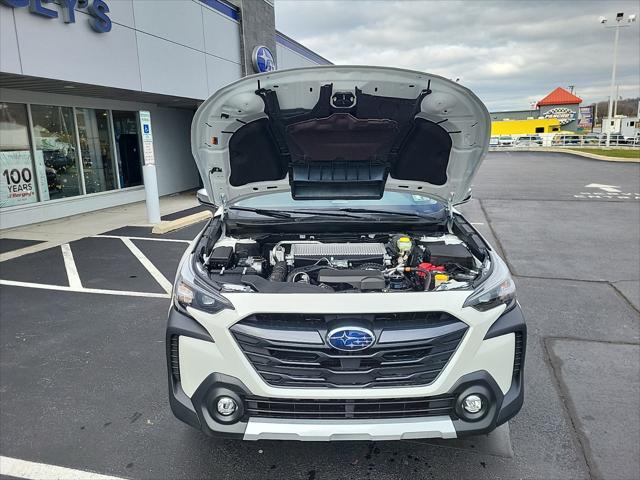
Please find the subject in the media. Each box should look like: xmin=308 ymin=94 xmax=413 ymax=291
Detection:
xmin=327 ymin=327 xmax=375 ymax=351
xmin=252 ymin=46 xmax=276 ymax=73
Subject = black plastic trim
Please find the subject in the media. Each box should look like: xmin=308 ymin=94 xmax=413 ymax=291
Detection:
xmin=189 ymin=373 xmax=251 ymax=438
xmin=167 ymin=306 xmax=214 ymax=344
xmin=166 ymin=307 xmax=215 ymax=433
xmin=484 ymin=303 xmax=526 ymax=340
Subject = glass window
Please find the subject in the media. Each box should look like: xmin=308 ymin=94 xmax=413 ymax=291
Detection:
xmin=76 ymin=108 xmax=117 ymax=193
xmin=234 ymin=191 xmax=445 ymax=217
xmin=0 ymin=103 xmax=39 ymax=207
xmin=30 ymin=105 xmax=81 ymax=200
xmin=112 ymin=111 xmax=142 ymax=188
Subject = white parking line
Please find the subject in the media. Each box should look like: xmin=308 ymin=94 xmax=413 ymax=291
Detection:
xmin=0 ymin=279 xmax=170 ymax=299
xmin=93 ymin=234 xmax=191 ymax=244
xmin=0 ymin=455 xmax=127 ymax=480
xmin=121 ymin=238 xmax=173 ymax=294
xmin=61 ymin=243 xmax=83 ymax=289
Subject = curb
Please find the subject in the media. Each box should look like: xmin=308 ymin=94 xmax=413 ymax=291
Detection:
xmin=152 ymin=210 xmax=213 ymax=234
xmin=489 ymin=147 xmax=640 ymax=163
xmin=560 ymin=149 xmax=640 ymax=163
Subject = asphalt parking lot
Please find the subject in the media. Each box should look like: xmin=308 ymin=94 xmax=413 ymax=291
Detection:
xmin=1 ymin=151 xmax=639 ymax=480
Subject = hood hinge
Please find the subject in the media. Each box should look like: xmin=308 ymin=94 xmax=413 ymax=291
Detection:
xmin=446 ymin=194 xmax=455 ymax=233
xmin=219 ymin=193 xmax=228 ymax=221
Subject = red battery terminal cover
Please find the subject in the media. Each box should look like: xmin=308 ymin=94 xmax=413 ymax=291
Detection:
xmin=415 ymin=262 xmax=445 ymax=277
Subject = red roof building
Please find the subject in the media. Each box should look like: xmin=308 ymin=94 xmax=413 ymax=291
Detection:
xmin=537 ymin=87 xmax=582 ymax=107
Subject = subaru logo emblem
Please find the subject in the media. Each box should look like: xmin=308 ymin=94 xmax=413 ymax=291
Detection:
xmin=252 ymin=46 xmax=276 ymax=73
xmin=326 ymin=327 xmax=375 ymax=352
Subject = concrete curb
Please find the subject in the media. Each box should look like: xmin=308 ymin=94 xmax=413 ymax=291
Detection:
xmin=489 ymin=147 xmax=640 ymax=163
xmin=560 ymin=149 xmax=640 ymax=163
xmin=151 ymin=210 xmax=212 ymax=234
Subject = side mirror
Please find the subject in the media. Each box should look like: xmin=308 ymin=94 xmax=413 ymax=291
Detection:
xmin=196 ymin=188 xmax=216 ymax=207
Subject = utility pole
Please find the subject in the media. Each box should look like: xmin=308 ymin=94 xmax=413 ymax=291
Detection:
xmin=600 ymin=12 xmax=636 ymax=146
xmin=614 ymin=84 xmax=619 ymax=117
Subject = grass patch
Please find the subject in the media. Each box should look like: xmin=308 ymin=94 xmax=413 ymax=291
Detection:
xmin=571 ymin=148 xmax=640 ymax=159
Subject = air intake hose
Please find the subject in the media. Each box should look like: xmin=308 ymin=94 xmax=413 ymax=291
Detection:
xmin=268 ymin=261 xmax=288 ymax=282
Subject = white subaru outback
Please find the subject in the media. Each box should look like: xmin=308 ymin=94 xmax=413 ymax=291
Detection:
xmin=166 ymin=66 xmax=526 ymax=441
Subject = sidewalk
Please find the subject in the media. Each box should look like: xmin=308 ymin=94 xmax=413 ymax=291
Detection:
xmin=0 ymin=191 xmax=199 ymax=261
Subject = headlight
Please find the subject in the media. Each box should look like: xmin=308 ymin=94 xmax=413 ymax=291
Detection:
xmin=173 ymin=255 xmax=233 ymax=315
xmin=463 ymin=252 xmax=516 ymax=312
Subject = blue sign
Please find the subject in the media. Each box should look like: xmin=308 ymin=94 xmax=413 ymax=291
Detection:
xmin=327 ymin=327 xmax=375 ymax=352
xmin=252 ymin=46 xmax=276 ymax=73
xmin=143 ymin=124 xmax=150 ymax=134
xmin=0 ymin=0 xmax=111 ymax=33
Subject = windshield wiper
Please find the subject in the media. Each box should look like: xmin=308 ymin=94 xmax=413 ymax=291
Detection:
xmin=337 ymin=208 xmax=441 ymax=220
xmin=228 ymin=206 xmax=293 ymax=219
xmin=229 ymin=207 xmax=362 ymax=220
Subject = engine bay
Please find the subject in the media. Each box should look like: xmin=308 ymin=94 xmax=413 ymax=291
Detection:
xmin=200 ymin=229 xmax=483 ymax=293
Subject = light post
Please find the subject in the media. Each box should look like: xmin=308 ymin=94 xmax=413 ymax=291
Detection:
xmin=600 ymin=12 xmax=636 ymax=147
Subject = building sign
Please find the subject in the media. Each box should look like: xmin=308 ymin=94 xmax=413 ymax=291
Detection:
xmin=252 ymin=46 xmax=276 ymax=73
xmin=0 ymin=0 xmax=111 ymax=33
xmin=578 ymin=106 xmax=594 ymax=129
xmin=139 ymin=111 xmax=155 ymax=166
xmin=543 ymin=107 xmax=576 ymax=126
xmin=1 ymin=151 xmax=37 ymax=207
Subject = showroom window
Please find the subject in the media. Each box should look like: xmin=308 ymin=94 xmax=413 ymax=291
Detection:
xmin=0 ymin=102 xmax=144 ymax=210
xmin=30 ymin=104 xmax=82 ymax=200
xmin=76 ymin=108 xmax=117 ymax=194
xmin=0 ymin=103 xmax=40 ymax=207
xmin=112 ymin=110 xmax=143 ymax=188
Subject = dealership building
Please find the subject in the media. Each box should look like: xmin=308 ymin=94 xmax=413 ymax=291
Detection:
xmin=490 ymin=87 xmax=585 ymax=135
xmin=0 ymin=0 xmax=331 ymax=229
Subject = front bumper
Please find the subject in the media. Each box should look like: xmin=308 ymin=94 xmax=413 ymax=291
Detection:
xmin=166 ymin=303 xmax=526 ymax=440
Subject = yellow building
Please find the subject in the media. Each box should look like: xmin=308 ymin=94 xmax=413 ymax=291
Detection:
xmin=491 ymin=118 xmax=561 ymax=136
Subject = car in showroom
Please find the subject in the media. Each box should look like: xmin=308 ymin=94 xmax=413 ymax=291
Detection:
xmin=167 ymin=66 xmax=526 ymax=441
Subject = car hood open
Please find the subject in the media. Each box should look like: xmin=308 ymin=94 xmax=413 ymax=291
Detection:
xmin=192 ymin=66 xmax=490 ymax=208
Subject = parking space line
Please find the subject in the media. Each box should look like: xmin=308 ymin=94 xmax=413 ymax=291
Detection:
xmin=120 ymin=238 xmax=173 ymax=294
xmin=61 ymin=243 xmax=82 ymax=289
xmin=0 ymin=455 xmax=127 ymax=480
xmin=0 ymin=279 xmax=170 ymax=299
xmin=93 ymin=234 xmax=191 ymax=244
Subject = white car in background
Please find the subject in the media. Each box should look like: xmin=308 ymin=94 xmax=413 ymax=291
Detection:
xmin=167 ymin=66 xmax=526 ymax=442
xmin=515 ymin=135 xmax=543 ymax=147
xmin=497 ymin=135 xmax=513 ymax=147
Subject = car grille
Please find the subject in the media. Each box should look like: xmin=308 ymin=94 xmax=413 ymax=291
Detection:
xmin=245 ymin=395 xmax=456 ymax=420
xmin=230 ymin=312 xmax=468 ymax=388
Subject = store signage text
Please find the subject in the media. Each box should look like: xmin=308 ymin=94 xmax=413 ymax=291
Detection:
xmin=543 ymin=107 xmax=576 ymax=126
xmin=0 ymin=0 xmax=111 ymax=33
xmin=0 ymin=151 xmax=37 ymax=207
xmin=139 ymin=111 xmax=155 ymax=166
xmin=578 ymin=106 xmax=594 ymax=128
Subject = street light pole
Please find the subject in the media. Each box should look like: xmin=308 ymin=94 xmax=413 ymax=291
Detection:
xmin=601 ymin=12 xmax=636 ymax=147
xmin=605 ymin=23 xmax=620 ymax=147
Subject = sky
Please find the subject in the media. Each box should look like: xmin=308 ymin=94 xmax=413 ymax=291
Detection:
xmin=275 ymin=0 xmax=640 ymax=111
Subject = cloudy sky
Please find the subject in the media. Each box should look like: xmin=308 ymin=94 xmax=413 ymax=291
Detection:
xmin=275 ymin=0 xmax=640 ymax=111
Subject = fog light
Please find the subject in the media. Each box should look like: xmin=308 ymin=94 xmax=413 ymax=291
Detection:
xmin=216 ymin=396 xmax=237 ymax=416
xmin=462 ymin=394 xmax=483 ymax=414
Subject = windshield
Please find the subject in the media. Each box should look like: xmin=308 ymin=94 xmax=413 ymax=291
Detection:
xmin=233 ymin=191 xmax=446 ymax=217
